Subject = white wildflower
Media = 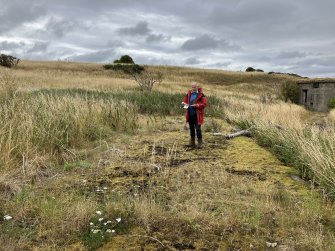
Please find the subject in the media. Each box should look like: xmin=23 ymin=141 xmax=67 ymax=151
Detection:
xmin=106 ymin=220 xmax=112 ymax=224
xmin=266 ymin=242 xmax=277 ymax=248
xmin=98 ymin=218 xmax=104 ymax=222
xmin=96 ymin=211 xmax=102 ymax=215
xmin=103 ymin=222 xmax=107 ymax=225
xmin=116 ymin=217 xmax=121 ymax=223
xmin=103 ymin=187 xmax=108 ymax=190
xmin=112 ymin=229 xmax=115 ymax=233
xmin=91 ymin=229 xmax=101 ymax=234
xmin=3 ymin=215 xmax=12 ymax=220
xmin=106 ymin=229 xmax=112 ymax=233
xmin=89 ymin=222 xmax=94 ymax=226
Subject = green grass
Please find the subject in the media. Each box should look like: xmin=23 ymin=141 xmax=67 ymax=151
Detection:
xmin=0 ymin=92 xmax=138 ymax=169
xmin=29 ymin=88 xmax=224 ymax=117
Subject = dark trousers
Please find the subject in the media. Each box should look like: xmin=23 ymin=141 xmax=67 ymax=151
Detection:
xmin=189 ymin=114 xmax=202 ymax=139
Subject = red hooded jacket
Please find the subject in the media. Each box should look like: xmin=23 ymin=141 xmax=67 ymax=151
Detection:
xmin=183 ymin=87 xmax=207 ymax=125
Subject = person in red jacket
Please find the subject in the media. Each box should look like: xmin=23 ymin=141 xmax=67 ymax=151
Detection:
xmin=183 ymin=82 xmax=207 ymax=148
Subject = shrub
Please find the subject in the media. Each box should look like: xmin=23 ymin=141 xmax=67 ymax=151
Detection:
xmin=245 ymin=67 xmax=255 ymax=72
xmin=103 ymin=63 xmax=144 ymax=74
xmin=256 ymin=69 xmax=264 ymax=72
xmin=131 ymin=68 xmax=163 ymax=91
xmin=280 ymin=81 xmax=299 ymax=103
xmin=328 ymin=97 xmax=335 ymax=110
xmin=113 ymin=55 xmax=134 ymax=64
xmin=0 ymin=54 xmax=20 ymax=68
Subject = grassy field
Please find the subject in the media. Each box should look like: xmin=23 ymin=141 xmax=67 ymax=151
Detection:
xmin=0 ymin=61 xmax=334 ymax=250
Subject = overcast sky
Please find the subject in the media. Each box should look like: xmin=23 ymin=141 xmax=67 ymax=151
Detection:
xmin=1 ymin=0 xmax=335 ymax=77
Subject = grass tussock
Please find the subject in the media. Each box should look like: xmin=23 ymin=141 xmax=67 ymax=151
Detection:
xmin=0 ymin=92 xmax=138 ymax=169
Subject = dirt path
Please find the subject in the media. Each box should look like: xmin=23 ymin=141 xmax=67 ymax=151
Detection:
xmin=68 ymin=118 xmax=335 ymax=250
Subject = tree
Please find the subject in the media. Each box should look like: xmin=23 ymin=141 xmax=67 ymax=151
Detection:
xmin=245 ymin=67 xmax=255 ymax=72
xmin=113 ymin=55 xmax=134 ymax=64
xmin=0 ymin=54 xmax=20 ymax=68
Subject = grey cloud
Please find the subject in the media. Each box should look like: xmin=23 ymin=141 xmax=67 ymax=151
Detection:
xmin=146 ymin=34 xmax=170 ymax=43
xmin=0 ymin=0 xmax=46 ymax=34
xmin=185 ymin=57 xmax=202 ymax=65
xmin=276 ymin=51 xmax=307 ymax=59
xmin=181 ymin=35 xmax=240 ymax=51
xmin=105 ymin=40 xmax=124 ymax=48
xmin=0 ymin=40 xmax=26 ymax=50
xmin=0 ymin=0 xmax=334 ymax=77
xmin=118 ymin=21 xmax=151 ymax=36
xmin=209 ymin=62 xmax=231 ymax=68
xmin=134 ymin=54 xmax=174 ymax=65
xmin=27 ymin=41 xmax=49 ymax=53
xmin=291 ymin=56 xmax=335 ymax=68
xmin=67 ymin=49 xmax=115 ymax=62
xmin=181 ymin=35 xmax=219 ymax=51
xmin=209 ymin=0 xmax=296 ymax=27
xmin=44 ymin=18 xmax=77 ymax=38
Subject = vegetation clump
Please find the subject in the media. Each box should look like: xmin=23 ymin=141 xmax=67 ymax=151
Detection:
xmin=328 ymin=97 xmax=335 ymax=110
xmin=103 ymin=55 xmax=144 ymax=74
xmin=103 ymin=63 xmax=144 ymax=74
xmin=0 ymin=54 xmax=20 ymax=68
xmin=245 ymin=67 xmax=264 ymax=72
xmin=280 ymin=81 xmax=299 ymax=103
xmin=113 ymin=55 xmax=134 ymax=64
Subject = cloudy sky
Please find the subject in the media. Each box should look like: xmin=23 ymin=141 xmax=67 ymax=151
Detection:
xmin=1 ymin=0 xmax=334 ymax=77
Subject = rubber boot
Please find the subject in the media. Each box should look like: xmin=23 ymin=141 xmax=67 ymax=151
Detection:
xmin=189 ymin=137 xmax=196 ymax=147
xmin=197 ymin=138 xmax=203 ymax=148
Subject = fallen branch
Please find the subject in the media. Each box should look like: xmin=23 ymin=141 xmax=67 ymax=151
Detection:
xmin=213 ymin=129 xmax=251 ymax=139
xmin=225 ymin=129 xmax=251 ymax=139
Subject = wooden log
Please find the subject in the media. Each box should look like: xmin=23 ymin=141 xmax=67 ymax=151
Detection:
xmin=225 ymin=130 xmax=251 ymax=139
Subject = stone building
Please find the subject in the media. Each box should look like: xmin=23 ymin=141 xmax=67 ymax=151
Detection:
xmin=297 ymin=79 xmax=335 ymax=112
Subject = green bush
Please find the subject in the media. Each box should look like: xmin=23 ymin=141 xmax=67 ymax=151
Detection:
xmin=0 ymin=54 xmax=20 ymax=68
xmin=280 ymin=81 xmax=299 ymax=103
xmin=103 ymin=63 xmax=144 ymax=74
xmin=113 ymin=55 xmax=134 ymax=64
xmin=328 ymin=97 xmax=335 ymax=109
xmin=245 ymin=67 xmax=255 ymax=72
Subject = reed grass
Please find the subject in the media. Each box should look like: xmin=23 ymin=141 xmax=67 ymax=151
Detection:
xmin=28 ymin=88 xmax=223 ymax=117
xmin=0 ymin=92 xmax=138 ymax=169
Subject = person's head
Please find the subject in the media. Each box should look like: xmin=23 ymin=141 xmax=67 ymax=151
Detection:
xmin=191 ymin=82 xmax=198 ymax=93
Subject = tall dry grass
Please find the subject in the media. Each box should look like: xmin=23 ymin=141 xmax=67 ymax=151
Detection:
xmin=329 ymin=109 xmax=335 ymax=122
xmin=222 ymin=96 xmax=335 ymax=197
xmin=0 ymin=92 xmax=138 ymax=169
